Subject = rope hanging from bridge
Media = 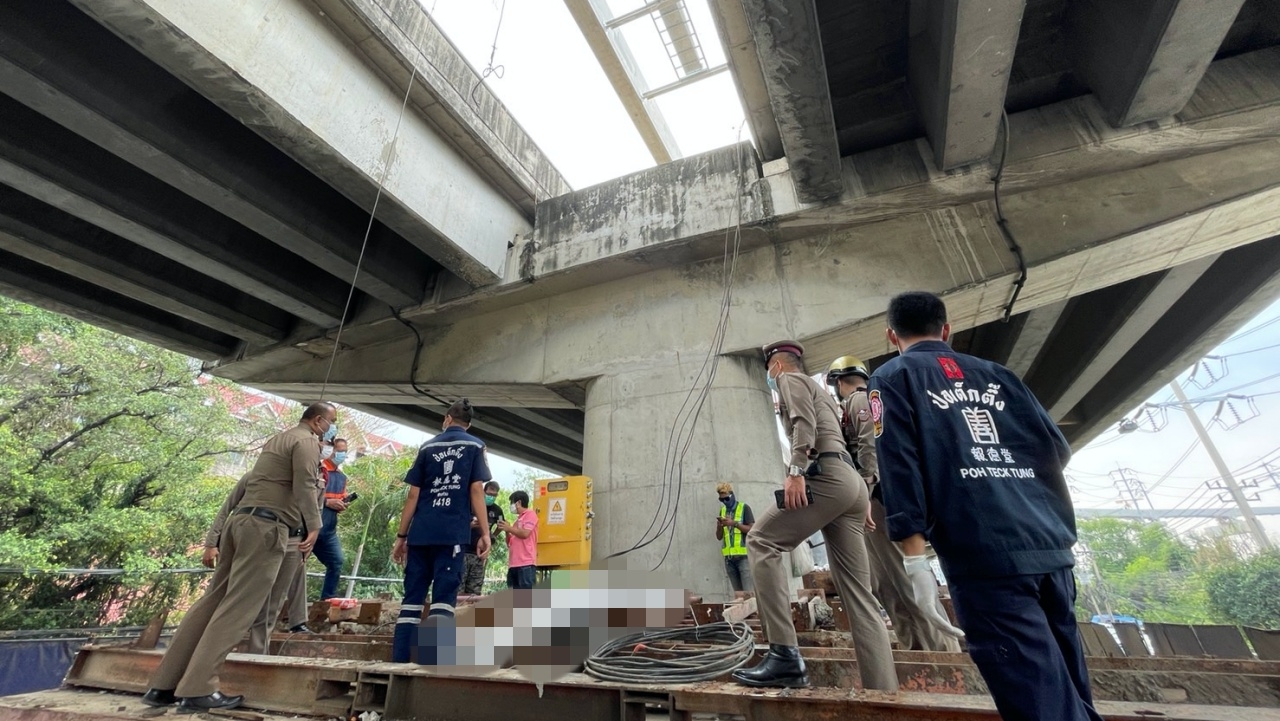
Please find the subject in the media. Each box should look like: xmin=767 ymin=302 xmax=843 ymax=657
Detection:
xmin=318 ymin=66 xmax=419 ymax=400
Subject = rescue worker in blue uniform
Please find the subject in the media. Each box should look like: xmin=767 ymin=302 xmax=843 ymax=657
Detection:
xmin=391 ymin=399 xmax=492 ymax=664
xmin=869 ymin=291 xmax=1100 ymax=721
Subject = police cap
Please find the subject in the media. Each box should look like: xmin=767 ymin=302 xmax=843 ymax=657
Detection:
xmin=762 ymin=340 xmax=805 ymax=363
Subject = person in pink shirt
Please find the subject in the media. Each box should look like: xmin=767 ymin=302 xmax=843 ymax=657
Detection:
xmin=498 ymin=490 xmax=538 ymax=589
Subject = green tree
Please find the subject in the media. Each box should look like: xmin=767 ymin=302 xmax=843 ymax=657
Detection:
xmin=1076 ymin=518 xmax=1216 ymax=623
xmin=328 ymin=452 xmax=414 ymax=600
xmin=0 ymin=298 xmax=273 ymax=629
xmin=1205 ymin=551 xmax=1280 ymax=629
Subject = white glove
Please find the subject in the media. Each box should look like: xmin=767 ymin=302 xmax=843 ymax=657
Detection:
xmin=903 ymin=555 xmax=965 ymax=639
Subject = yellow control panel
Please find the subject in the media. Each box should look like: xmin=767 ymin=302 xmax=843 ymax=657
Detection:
xmin=532 ymin=475 xmax=592 ymax=568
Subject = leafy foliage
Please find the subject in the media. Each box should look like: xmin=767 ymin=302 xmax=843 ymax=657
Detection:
xmin=1076 ymin=518 xmax=1217 ymax=623
xmin=0 ymin=299 xmax=276 ymax=630
xmin=1205 ymin=551 xmax=1280 ymax=629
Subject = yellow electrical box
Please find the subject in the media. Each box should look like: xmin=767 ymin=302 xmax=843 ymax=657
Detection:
xmin=532 ymin=475 xmax=592 ymax=569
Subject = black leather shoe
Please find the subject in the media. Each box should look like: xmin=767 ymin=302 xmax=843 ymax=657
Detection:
xmin=141 ymin=689 xmax=176 ymax=707
xmin=288 ymin=623 xmax=315 ymax=634
xmin=176 ymin=691 xmax=244 ymax=714
xmin=731 ymin=644 xmax=809 ymax=688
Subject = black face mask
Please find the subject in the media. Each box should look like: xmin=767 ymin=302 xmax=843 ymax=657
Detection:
xmin=721 ymin=494 xmax=736 ymax=508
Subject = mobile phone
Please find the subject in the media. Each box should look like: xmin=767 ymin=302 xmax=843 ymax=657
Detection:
xmin=774 ymin=487 xmax=815 ymax=509
xmin=344 ymin=492 xmax=359 ymax=503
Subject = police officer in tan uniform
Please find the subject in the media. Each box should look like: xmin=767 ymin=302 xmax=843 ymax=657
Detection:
xmin=142 ymin=403 xmax=333 ymax=713
xmin=828 ymin=356 xmax=963 ymax=652
xmin=732 ymin=341 xmax=896 ymax=691
xmin=201 ymin=474 xmax=316 ymax=655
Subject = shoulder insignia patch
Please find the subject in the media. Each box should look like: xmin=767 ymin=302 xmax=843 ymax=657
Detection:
xmin=939 ymin=356 xmax=965 ymax=380
xmin=868 ymin=389 xmax=883 ymax=438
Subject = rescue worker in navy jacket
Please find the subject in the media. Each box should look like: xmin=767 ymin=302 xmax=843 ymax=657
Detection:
xmin=827 ymin=355 xmax=962 ymax=652
xmin=870 ymin=292 xmax=1100 ymax=721
xmin=390 ymin=399 xmax=492 ymax=664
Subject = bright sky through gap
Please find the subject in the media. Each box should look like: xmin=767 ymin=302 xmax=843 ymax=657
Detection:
xmin=419 ymin=0 xmax=747 ymax=188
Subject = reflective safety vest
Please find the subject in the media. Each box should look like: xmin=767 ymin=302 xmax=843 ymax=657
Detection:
xmin=719 ymin=503 xmax=748 ymax=557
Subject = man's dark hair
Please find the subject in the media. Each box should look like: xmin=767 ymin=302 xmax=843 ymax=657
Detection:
xmin=888 ymin=291 xmax=948 ymax=339
xmin=510 ymin=490 xmax=530 ymax=508
xmin=333 ymin=438 xmax=348 ymax=446
xmin=771 ymin=351 xmax=802 ymax=370
xmin=484 ymin=480 xmax=500 ymax=493
xmin=301 ymin=402 xmax=336 ymax=421
xmin=446 ymin=398 xmax=474 ymax=424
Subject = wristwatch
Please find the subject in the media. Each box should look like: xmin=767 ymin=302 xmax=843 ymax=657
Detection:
xmin=787 ymin=464 xmax=804 ymax=477
xmin=396 ymin=533 xmax=408 ymax=539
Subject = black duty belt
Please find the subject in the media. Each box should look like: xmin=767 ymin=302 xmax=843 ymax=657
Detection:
xmin=233 ymin=507 xmax=303 ymax=537
xmin=817 ymin=451 xmax=855 ymax=467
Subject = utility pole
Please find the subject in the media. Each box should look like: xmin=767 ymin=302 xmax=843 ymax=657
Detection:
xmin=1170 ymin=381 xmax=1273 ymax=550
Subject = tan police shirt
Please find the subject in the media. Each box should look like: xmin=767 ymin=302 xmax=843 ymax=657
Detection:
xmin=841 ymin=391 xmax=878 ymax=485
xmin=775 ymin=372 xmax=848 ymax=470
xmin=206 ymin=474 xmax=307 ymax=550
xmin=234 ymin=423 xmax=323 ymax=534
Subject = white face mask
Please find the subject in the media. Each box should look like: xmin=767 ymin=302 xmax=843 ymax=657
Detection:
xmin=320 ymin=445 xmax=334 ymax=460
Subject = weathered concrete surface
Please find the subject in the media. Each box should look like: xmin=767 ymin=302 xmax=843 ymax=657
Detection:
xmin=1071 ymin=0 xmax=1249 ymax=127
xmin=0 ymin=0 xmax=432 ymax=309
xmin=907 ymin=0 xmax=1026 ymax=169
xmin=73 ymin=0 xmax=532 ymax=286
xmin=317 ymin=0 xmax=571 ymax=211
xmin=708 ymin=0 xmax=784 ymax=161
xmin=742 ymin=0 xmax=843 ymax=202
xmin=582 ymin=356 xmax=781 ymax=600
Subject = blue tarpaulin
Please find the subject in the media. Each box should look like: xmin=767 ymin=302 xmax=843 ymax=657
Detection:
xmin=0 ymin=639 xmax=83 ymax=697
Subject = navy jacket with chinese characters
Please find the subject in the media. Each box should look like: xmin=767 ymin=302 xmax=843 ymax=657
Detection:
xmin=404 ymin=426 xmax=493 ymax=547
xmin=869 ymin=340 xmax=1077 ymax=580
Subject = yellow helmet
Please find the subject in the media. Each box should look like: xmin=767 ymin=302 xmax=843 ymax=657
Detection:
xmin=826 ymin=355 xmax=869 ymax=385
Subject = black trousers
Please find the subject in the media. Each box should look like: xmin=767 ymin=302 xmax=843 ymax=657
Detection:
xmin=507 ymin=565 xmax=536 ymax=589
xmin=949 ymin=567 xmax=1104 ymax=721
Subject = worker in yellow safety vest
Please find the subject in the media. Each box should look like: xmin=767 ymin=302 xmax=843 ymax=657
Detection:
xmin=714 ymin=482 xmax=755 ymax=593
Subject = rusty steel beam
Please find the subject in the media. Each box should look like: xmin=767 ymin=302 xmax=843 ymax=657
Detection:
xmin=56 ymin=645 xmax=1280 ymax=721
xmin=799 ymin=647 xmax=1280 ymax=677
xmin=63 ymin=646 xmax=358 ymax=717
xmin=670 ymin=685 xmax=1280 ymax=721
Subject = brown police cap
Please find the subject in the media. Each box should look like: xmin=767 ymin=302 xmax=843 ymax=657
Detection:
xmin=762 ymin=340 xmax=805 ymax=362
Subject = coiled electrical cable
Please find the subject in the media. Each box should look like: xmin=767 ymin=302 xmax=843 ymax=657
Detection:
xmin=583 ymin=621 xmax=755 ymax=684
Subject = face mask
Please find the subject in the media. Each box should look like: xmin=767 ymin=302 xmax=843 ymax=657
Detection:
xmin=721 ymin=494 xmax=735 ymax=508
xmin=333 ymin=451 xmax=348 ymax=465
xmin=765 ymin=370 xmax=778 ymax=392
xmin=322 ymin=422 xmax=338 ymax=443
xmin=485 ymin=494 xmax=498 ymax=505
xmin=320 ymin=445 xmax=334 ymax=460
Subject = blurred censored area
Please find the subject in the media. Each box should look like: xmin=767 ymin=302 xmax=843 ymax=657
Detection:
xmin=397 ymin=567 xmax=686 ymax=683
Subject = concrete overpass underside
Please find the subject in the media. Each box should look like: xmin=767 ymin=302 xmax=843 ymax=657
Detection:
xmin=1 ymin=0 xmax=1279 ymax=590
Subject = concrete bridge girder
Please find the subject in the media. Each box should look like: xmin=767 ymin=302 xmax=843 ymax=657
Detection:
xmin=71 ymin=0 xmax=535 ymax=287
xmin=234 ymin=133 xmax=1280 ymax=393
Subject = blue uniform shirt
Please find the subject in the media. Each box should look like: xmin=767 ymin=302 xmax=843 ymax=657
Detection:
xmin=404 ymin=426 xmax=493 ymax=547
xmin=869 ymin=340 xmax=1077 ymax=580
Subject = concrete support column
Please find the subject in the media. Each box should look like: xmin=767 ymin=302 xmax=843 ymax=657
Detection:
xmin=582 ymin=355 xmax=784 ymax=600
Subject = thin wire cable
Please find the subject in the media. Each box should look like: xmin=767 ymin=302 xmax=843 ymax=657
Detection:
xmin=1220 ymin=341 xmax=1280 ymax=358
xmin=584 ymin=621 xmax=755 ymax=684
xmin=1144 ymin=439 xmax=1202 ymax=495
xmin=319 ymin=67 xmax=420 ymax=399
xmin=1220 ymin=314 xmax=1280 ymax=346
xmin=469 ymin=0 xmax=507 ymax=105
xmin=991 ymin=109 xmax=1027 ymax=322
xmin=610 ymin=125 xmax=751 ymax=568
xmin=640 ymin=128 xmax=747 ymax=571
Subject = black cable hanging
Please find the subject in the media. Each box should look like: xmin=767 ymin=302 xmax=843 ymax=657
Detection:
xmin=992 ymin=109 xmax=1028 ymax=322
